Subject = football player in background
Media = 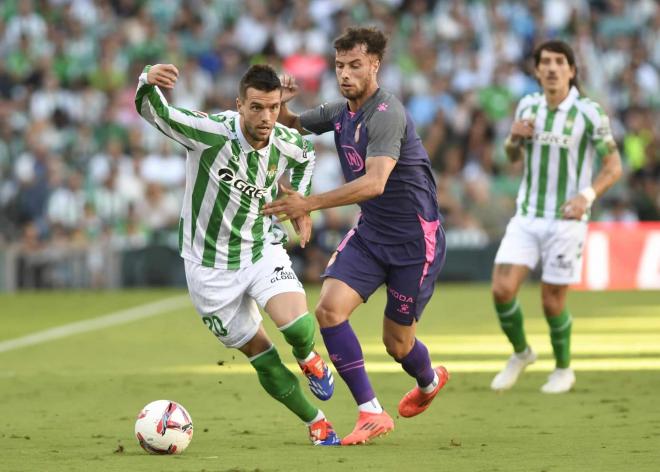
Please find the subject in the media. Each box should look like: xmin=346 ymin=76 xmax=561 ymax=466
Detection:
xmin=490 ymin=40 xmax=622 ymax=393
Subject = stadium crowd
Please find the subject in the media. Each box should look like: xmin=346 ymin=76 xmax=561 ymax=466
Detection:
xmin=0 ymin=0 xmax=658 ymax=286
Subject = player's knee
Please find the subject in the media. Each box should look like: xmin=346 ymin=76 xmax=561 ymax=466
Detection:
xmin=542 ymin=297 xmax=562 ymax=317
xmin=492 ymin=282 xmax=516 ymax=304
xmin=314 ymin=301 xmax=345 ymax=328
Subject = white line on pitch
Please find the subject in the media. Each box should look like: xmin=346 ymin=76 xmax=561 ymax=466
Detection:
xmin=0 ymin=295 xmax=190 ymax=354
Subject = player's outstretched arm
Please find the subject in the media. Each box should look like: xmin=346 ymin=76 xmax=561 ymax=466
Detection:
xmin=135 ymin=64 xmax=226 ymax=150
xmin=263 ymin=156 xmax=396 ymax=221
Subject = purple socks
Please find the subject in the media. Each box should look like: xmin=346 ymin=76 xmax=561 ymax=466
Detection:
xmin=398 ymin=338 xmax=435 ymax=388
xmin=320 ymin=321 xmax=375 ymax=404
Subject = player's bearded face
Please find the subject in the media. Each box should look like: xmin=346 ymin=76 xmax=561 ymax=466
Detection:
xmin=535 ymin=50 xmax=575 ymax=94
xmin=237 ymin=88 xmax=281 ymax=146
xmin=335 ymin=45 xmax=379 ymax=100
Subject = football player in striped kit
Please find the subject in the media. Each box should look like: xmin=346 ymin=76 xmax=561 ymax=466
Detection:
xmin=490 ymin=40 xmax=622 ymax=393
xmin=135 ymin=63 xmax=339 ymax=445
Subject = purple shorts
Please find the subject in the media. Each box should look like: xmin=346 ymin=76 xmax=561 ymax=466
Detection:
xmin=323 ymin=221 xmax=446 ymax=326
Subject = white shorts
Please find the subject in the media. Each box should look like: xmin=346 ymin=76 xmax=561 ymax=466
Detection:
xmin=494 ymin=215 xmax=587 ymax=285
xmin=184 ymin=243 xmax=305 ymax=348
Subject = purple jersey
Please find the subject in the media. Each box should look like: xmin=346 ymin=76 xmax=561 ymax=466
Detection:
xmin=300 ymin=88 xmax=440 ymax=244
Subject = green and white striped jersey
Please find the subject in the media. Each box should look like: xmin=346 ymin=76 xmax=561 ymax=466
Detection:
xmin=135 ymin=69 xmax=314 ymax=269
xmin=513 ymin=86 xmax=616 ymax=220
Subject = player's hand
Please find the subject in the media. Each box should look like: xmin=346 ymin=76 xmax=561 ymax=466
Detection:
xmin=292 ymin=214 xmax=312 ymax=248
xmin=560 ymin=194 xmax=589 ymax=220
xmin=262 ymin=184 xmax=310 ymax=221
xmin=279 ymin=74 xmax=299 ymax=103
xmin=147 ymin=64 xmax=179 ymax=89
xmin=509 ymin=119 xmax=535 ymax=142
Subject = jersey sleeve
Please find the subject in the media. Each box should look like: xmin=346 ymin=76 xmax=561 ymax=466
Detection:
xmin=134 ymin=66 xmax=228 ymax=150
xmin=365 ymin=100 xmax=406 ymax=160
xmin=287 ymin=138 xmax=315 ymax=197
xmin=299 ymin=101 xmax=345 ymax=135
xmin=589 ymin=103 xmax=617 ymax=158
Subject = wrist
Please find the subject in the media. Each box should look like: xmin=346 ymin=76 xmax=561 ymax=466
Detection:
xmin=579 ymin=186 xmax=596 ymax=206
xmin=306 ymin=194 xmax=320 ymax=213
xmin=141 ymin=65 xmax=152 ymax=84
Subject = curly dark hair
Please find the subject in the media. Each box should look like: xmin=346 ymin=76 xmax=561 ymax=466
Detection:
xmin=333 ymin=27 xmax=387 ymax=61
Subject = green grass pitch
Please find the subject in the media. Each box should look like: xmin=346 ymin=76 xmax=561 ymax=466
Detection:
xmin=1 ymin=285 xmax=659 ymax=471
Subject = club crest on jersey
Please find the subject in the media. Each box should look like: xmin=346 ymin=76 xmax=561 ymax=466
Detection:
xmin=267 ymin=164 xmax=278 ymax=180
xmin=534 ymin=131 xmax=571 ymax=148
xmin=341 ymin=145 xmax=364 ymax=173
xmin=218 ymin=167 xmax=267 ymax=198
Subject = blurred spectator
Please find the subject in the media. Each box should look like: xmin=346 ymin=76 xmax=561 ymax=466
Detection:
xmin=0 ymin=0 xmax=657 ymax=288
xmin=598 ymin=196 xmax=640 ymax=223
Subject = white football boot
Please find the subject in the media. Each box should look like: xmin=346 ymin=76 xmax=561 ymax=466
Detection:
xmin=490 ymin=347 xmax=537 ymax=391
xmin=540 ymin=368 xmax=575 ymax=394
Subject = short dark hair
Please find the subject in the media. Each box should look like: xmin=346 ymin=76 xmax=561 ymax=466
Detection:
xmin=239 ymin=64 xmax=281 ymax=98
xmin=333 ymin=27 xmax=387 ymax=61
xmin=533 ymin=40 xmax=580 ymax=90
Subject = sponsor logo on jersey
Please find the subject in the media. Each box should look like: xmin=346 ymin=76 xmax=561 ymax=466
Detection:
xmin=534 ymin=131 xmax=571 ymax=147
xmin=341 ymin=145 xmax=364 ymax=173
xmin=218 ymin=168 xmax=268 ymax=198
xmin=302 ymin=140 xmax=312 ymax=160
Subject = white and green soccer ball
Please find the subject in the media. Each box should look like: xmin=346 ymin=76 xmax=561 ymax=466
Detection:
xmin=135 ymin=400 xmax=193 ymax=454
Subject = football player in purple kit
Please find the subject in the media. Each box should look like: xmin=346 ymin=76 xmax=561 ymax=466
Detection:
xmin=263 ymin=27 xmax=449 ymax=445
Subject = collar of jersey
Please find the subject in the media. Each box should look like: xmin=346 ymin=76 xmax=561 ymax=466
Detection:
xmin=233 ymin=115 xmax=271 ymax=158
xmin=345 ymin=87 xmax=383 ymax=119
xmin=542 ymin=85 xmax=579 ymax=111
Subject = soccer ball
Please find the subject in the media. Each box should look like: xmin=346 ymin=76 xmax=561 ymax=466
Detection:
xmin=135 ymin=400 xmax=193 ymax=454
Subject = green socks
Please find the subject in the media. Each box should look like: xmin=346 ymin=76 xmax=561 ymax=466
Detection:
xmin=280 ymin=312 xmax=315 ymax=360
xmin=250 ymin=346 xmax=317 ymax=423
xmin=546 ymin=309 xmax=572 ymax=368
xmin=495 ymin=299 xmax=528 ymax=353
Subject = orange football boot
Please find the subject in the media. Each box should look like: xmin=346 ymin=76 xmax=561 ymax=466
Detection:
xmin=398 ymin=366 xmax=449 ymax=418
